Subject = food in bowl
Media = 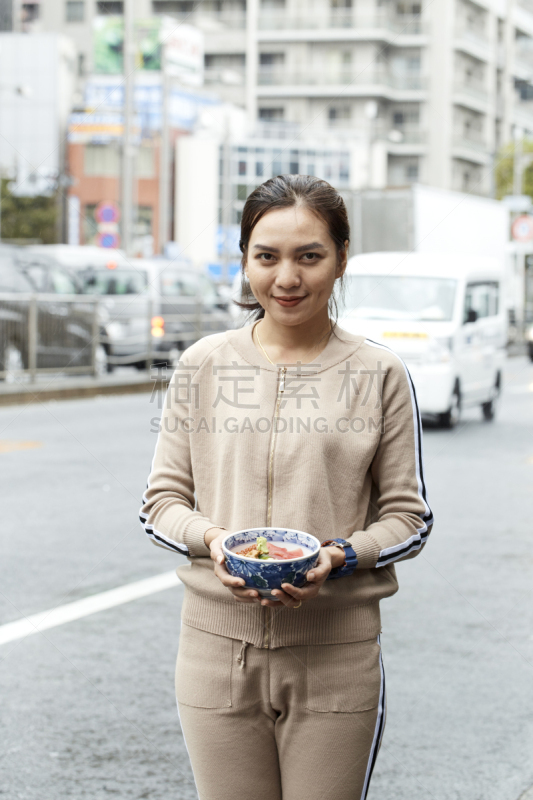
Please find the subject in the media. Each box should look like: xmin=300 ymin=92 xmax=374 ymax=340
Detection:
xmin=222 ymin=527 xmax=320 ymax=599
xmin=233 ymin=536 xmax=306 ymax=561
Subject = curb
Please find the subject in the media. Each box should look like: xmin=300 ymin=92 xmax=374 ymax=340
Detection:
xmin=0 ymin=377 xmax=170 ymax=407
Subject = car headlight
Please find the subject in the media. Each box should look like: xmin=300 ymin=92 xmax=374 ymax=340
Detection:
xmin=426 ymin=337 xmax=453 ymax=363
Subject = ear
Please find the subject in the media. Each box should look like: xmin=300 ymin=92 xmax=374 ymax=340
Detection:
xmin=336 ymin=241 xmax=348 ymax=278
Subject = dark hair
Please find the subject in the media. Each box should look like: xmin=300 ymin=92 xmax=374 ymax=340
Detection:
xmin=236 ymin=174 xmax=350 ymax=321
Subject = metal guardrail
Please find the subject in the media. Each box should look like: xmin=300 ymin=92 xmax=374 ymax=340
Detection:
xmin=0 ymin=292 xmax=226 ymax=382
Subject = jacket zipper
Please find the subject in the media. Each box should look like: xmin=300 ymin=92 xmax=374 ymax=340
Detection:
xmin=262 ymin=366 xmax=287 ymax=649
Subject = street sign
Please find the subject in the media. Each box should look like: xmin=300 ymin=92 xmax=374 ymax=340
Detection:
xmin=98 ymin=232 xmax=120 ymax=249
xmin=95 ymin=201 xmax=120 ymax=224
xmin=160 ymin=17 xmax=204 ymax=86
xmin=95 ymin=201 xmax=121 ymax=248
xmin=511 ymin=214 xmax=533 ymax=242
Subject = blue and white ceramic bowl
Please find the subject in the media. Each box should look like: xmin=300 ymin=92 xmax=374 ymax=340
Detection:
xmin=222 ymin=528 xmax=321 ymax=600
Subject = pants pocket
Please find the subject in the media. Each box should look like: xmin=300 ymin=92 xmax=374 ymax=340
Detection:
xmin=305 ymin=638 xmax=382 ymax=713
xmin=175 ymin=624 xmax=233 ymax=709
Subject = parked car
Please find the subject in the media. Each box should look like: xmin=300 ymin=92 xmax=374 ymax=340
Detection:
xmin=339 ymin=252 xmax=506 ymax=427
xmin=24 ymin=247 xmax=233 ymax=368
xmin=0 ymin=247 xmax=95 ymax=379
xmin=230 ymin=269 xmax=254 ymax=327
xmin=154 ymin=262 xmax=232 ymax=365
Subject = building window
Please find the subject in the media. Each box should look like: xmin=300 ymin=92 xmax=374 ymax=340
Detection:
xmin=83 ymin=143 xmax=155 ymax=178
xmin=66 ymin=1 xmax=84 ymax=22
xmin=388 ymin=155 xmax=419 ymax=185
xmin=258 ymin=107 xmax=284 ymax=120
xmin=152 ymin=1 xmax=195 ymax=13
xmin=21 ymin=3 xmax=40 ymax=23
xmin=84 ymin=144 xmax=120 ymax=176
xmin=328 ymin=105 xmax=351 ymax=125
xmin=259 ymin=53 xmax=285 ymax=66
xmin=396 ymin=2 xmax=421 ymax=13
xmin=97 ymin=1 xmax=124 ymax=13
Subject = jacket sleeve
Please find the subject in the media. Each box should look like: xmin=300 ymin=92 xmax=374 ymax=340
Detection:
xmin=138 ymin=354 xmax=222 ymax=559
xmin=347 ymin=349 xmax=434 ymax=569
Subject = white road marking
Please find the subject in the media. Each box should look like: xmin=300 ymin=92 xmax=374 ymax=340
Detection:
xmin=0 ymin=571 xmax=181 ymax=646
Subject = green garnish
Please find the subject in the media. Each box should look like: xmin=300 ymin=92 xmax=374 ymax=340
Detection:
xmin=256 ymin=536 xmax=270 ymax=560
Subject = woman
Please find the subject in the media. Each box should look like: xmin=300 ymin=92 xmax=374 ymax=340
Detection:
xmin=140 ymin=175 xmax=433 ymax=800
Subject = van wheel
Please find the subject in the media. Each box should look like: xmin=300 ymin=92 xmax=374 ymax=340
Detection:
xmin=481 ymin=373 xmax=501 ymax=422
xmin=528 ymin=342 xmax=533 ymax=363
xmin=439 ymin=384 xmax=461 ymax=429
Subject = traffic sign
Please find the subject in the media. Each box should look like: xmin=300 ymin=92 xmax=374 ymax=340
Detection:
xmin=98 ymin=232 xmax=120 ymax=248
xmin=511 ymin=214 xmax=533 ymax=242
xmin=95 ymin=201 xmax=121 ymax=224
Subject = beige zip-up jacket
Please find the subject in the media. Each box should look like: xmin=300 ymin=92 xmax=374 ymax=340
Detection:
xmin=139 ymin=324 xmax=434 ymax=649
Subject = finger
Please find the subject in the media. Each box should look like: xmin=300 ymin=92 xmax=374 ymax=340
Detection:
xmin=210 ymin=545 xmax=224 ymax=563
xmin=214 ymin=563 xmax=246 ymax=588
xmin=259 ymin=598 xmax=282 ymax=607
xmin=233 ymin=595 xmax=261 ymax=604
xmin=271 ymin=588 xmax=302 ymax=608
xmin=279 ymin=583 xmax=303 ymax=598
xmin=230 ymin=587 xmax=260 ymax=600
xmin=280 ymin=583 xmax=319 ymax=600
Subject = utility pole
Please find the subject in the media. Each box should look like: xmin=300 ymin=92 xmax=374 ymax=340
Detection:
xmin=158 ymin=42 xmax=170 ymax=255
xmin=513 ymin=127 xmax=524 ymax=196
xmin=221 ymin=113 xmax=232 ymax=283
xmin=121 ymin=0 xmax=135 ymax=256
xmin=245 ymin=0 xmax=258 ymax=128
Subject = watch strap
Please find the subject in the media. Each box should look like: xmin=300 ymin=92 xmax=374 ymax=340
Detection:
xmin=321 ymin=538 xmax=358 ymax=580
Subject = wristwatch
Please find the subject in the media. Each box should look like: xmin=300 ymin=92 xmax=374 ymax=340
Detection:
xmin=322 ymin=538 xmax=358 ymax=580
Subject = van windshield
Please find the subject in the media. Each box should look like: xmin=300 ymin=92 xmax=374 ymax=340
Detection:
xmin=80 ymin=268 xmax=148 ymax=295
xmin=341 ymin=275 xmax=457 ymax=322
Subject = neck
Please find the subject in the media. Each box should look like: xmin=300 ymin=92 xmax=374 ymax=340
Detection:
xmin=256 ymin=307 xmax=333 ymax=364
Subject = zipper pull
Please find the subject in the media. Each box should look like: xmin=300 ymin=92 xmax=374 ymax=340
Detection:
xmin=279 ymin=366 xmax=287 ymax=392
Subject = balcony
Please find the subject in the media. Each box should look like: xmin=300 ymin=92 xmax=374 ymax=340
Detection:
xmin=257 ymin=66 xmax=426 ymax=93
xmin=153 ymin=9 xmax=246 ymax=30
xmin=514 ymin=43 xmax=533 ymax=78
xmin=204 ymin=68 xmax=245 ymax=86
xmin=453 ymin=134 xmax=487 ymax=152
xmin=258 ymin=11 xmax=424 ymax=36
xmin=453 ymin=79 xmax=489 ymax=102
xmin=377 ymin=123 xmax=427 ymax=145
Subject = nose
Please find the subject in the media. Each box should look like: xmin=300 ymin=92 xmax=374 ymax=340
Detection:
xmin=274 ymin=258 xmax=301 ymax=290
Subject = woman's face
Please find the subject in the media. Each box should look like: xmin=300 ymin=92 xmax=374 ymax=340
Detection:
xmin=245 ymin=205 xmax=346 ymax=327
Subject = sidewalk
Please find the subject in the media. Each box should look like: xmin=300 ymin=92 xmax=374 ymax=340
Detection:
xmin=0 ymin=370 xmax=170 ymax=406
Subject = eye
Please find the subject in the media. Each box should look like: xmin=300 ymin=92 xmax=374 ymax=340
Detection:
xmin=256 ymin=252 xmax=276 ymax=262
xmin=301 ymin=252 xmax=320 ymax=262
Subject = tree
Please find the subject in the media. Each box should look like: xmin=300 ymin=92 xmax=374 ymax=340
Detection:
xmin=495 ymin=139 xmax=533 ymax=200
xmin=0 ymin=178 xmax=58 ymax=243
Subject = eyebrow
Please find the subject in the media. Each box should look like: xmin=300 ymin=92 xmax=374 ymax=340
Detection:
xmin=252 ymin=242 xmax=326 ymax=253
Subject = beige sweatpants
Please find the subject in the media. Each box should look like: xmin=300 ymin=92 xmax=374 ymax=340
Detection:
xmin=175 ymin=623 xmax=386 ymax=800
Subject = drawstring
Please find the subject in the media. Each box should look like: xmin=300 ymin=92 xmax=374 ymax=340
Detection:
xmin=236 ymin=640 xmax=249 ymax=669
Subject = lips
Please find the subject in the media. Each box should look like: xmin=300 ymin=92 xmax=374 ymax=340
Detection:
xmin=273 ymin=296 xmax=306 ymax=308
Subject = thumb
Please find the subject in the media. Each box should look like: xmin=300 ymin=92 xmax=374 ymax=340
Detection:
xmin=210 ymin=539 xmax=224 ymax=564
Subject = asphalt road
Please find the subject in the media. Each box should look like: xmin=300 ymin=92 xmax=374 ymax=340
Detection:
xmin=1 ymin=356 xmax=532 ymax=800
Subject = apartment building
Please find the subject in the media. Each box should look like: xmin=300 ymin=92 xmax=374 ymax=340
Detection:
xmin=18 ymin=0 xmax=533 ymax=197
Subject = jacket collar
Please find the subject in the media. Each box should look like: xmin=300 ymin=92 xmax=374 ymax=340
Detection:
xmin=225 ymin=322 xmax=366 ymax=374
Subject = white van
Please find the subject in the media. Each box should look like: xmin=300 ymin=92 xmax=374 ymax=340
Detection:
xmin=339 ymin=252 xmax=506 ymax=427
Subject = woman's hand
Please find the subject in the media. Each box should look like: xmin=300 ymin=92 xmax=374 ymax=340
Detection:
xmin=258 ymin=546 xmax=345 ymax=609
xmin=205 ymin=528 xmax=262 ymax=604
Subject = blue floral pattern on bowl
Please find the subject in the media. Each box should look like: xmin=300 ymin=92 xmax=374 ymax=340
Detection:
xmin=222 ymin=528 xmax=320 ymax=599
